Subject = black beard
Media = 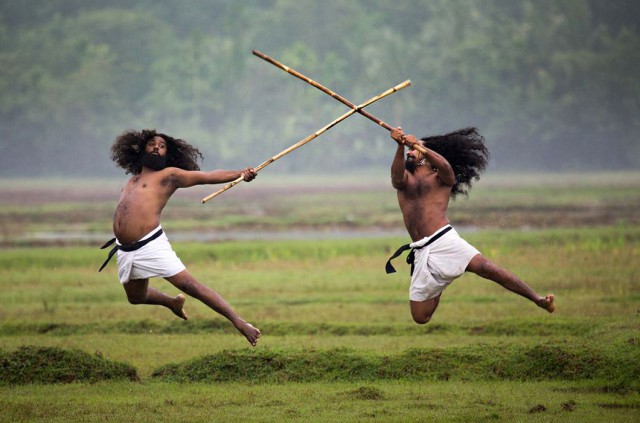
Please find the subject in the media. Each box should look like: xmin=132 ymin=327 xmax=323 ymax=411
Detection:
xmin=405 ymin=158 xmax=427 ymax=173
xmin=405 ymin=159 xmax=417 ymax=172
xmin=139 ymin=152 xmax=167 ymax=171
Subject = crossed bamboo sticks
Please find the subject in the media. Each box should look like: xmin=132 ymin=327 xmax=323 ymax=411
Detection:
xmin=252 ymin=50 xmax=426 ymax=156
xmin=202 ymin=51 xmax=418 ymax=203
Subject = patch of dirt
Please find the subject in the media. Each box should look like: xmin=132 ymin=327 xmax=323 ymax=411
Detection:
xmin=2 ymin=179 xmax=639 ymax=247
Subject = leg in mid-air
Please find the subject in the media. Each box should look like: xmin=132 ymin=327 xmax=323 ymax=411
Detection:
xmin=165 ymin=269 xmax=261 ymax=346
xmin=465 ymin=254 xmax=555 ymax=312
xmin=123 ymin=278 xmax=188 ymax=320
xmin=410 ymin=294 xmax=442 ymax=324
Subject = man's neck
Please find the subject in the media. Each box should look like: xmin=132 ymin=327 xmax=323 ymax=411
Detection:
xmin=140 ymin=166 xmax=162 ymax=174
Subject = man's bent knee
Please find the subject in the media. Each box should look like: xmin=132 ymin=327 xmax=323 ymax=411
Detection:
xmin=410 ymin=296 xmax=440 ymax=325
xmin=123 ymin=279 xmax=149 ymax=305
xmin=126 ymin=293 xmax=146 ymax=305
xmin=410 ymin=304 xmax=435 ymax=324
xmin=413 ymin=314 xmax=432 ymax=325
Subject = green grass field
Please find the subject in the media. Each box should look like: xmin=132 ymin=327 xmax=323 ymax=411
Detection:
xmin=0 ymin=173 xmax=639 ymax=422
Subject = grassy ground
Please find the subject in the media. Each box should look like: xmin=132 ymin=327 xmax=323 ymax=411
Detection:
xmin=0 ymin=173 xmax=639 ymax=421
xmin=1 ymin=227 xmax=639 ymax=421
xmin=3 ymin=381 xmax=639 ymax=422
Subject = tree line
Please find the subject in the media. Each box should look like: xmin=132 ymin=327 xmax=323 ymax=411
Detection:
xmin=1 ymin=0 xmax=638 ymax=177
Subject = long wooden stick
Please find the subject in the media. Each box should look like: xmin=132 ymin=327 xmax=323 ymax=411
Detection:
xmin=202 ymin=80 xmax=411 ymax=203
xmin=252 ymin=50 xmax=427 ymax=155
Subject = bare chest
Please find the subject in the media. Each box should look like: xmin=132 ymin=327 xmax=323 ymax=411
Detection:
xmin=115 ymin=176 xmax=171 ymax=224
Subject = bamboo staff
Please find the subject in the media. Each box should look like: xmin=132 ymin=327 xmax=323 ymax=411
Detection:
xmin=202 ymin=80 xmax=411 ymax=203
xmin=252 ymin=50 xmax=427 ymax=155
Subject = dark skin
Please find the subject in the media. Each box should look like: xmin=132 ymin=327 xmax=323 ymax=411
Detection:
xmin=390 ymin=128 xmax=555 ymax=324
xmin=114 ymin=136 xmax=261 ymax=346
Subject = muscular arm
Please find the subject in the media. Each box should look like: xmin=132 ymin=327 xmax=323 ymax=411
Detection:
xmin=421 ymin=146 xmax=456 ymax=187
xmin=169 ymin=168 xmax=256 ymax=189
xmin=391 ymin=142 xmax=408 ymax=190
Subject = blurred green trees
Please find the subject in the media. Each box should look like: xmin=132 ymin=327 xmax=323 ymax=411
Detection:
xmin=0 ymin=0 xmax=638 ymax=176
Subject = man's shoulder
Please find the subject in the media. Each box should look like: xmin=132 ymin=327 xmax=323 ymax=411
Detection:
xmin=134 ymin=168 xmax=182 ymax=186
xmin=150 ymin=167 xmax=184 ymax=179
xmin=157 ymin=167 xmax=201 ymax=188
xmin=163 ymin=166 xmax=198 ymax=175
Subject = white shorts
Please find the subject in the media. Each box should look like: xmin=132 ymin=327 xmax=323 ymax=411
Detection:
xmin=115 ymin=225 xmax=186 ymax=283
xmin=409 ymin=226 xmax=480 ymax=302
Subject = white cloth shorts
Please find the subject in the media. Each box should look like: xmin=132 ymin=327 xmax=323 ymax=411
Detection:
xmin=115 ymin=225 xmax=186 ymax=283
xmin=409 ymin=226 xmax=480 ymax=302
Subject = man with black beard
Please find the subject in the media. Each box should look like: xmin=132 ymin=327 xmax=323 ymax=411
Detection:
xmin=386 ymin=127 xmax=555 ymax=324
xmin=100 ymin=129 xmax=261 ymax=346
xmin=138 ymin=148 xmax=167 ymax=171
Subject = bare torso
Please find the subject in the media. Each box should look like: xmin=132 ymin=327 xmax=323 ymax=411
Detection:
xmin=397 ymin=168 xmax=452 ymax=241
xmin=389 ymin=129 xmax=455 ymax=242
xmin=113 ymin=162 xmax=252 ymax=244
xmin=113 ymin=168 xmax=178 ymax=244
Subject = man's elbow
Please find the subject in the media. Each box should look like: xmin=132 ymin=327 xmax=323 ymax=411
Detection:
xmin=439 ymin=169 xmax=456 ymax=187
xmin=442 ymin=176 xmax=456 ymax=187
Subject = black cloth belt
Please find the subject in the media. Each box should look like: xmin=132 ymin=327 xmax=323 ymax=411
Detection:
xmin=98 ymin=228 xmax=164 ymax=272
xmin=385 ymin=225 xmax=452 ymax=275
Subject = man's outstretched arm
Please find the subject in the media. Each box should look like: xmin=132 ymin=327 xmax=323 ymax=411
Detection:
xmin=170 ymin=167 xmax=256 ymax=188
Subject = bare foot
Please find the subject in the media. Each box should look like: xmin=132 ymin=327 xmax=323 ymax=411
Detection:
xmin=235 ymin=319 xmax=261 ymax=346
xmin=172 ymin=294 xmax=188 ymax=320
xmin=536 ymin=294 xmax=555 ymax=313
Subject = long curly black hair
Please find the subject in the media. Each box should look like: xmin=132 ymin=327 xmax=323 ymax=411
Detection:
xmin=421 ymin=127 xmax=489 ymax=198
xmin=111 ymin=129 xmax=203 ymax=175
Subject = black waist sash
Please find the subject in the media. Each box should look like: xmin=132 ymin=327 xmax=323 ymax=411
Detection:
xmin=385 ymin=225 xmax=452 ymax=275
xmin=98 ymin=228 xmax=164 ymax=272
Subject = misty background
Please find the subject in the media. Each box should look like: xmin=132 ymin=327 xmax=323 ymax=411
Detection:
xmin=1 ymin=0 xmax=638 ymax=178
